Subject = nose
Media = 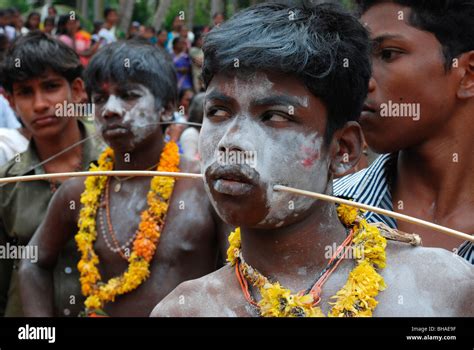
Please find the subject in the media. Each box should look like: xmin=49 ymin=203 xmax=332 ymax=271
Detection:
xmin=217 ymin=117 xmax=256 ymax=155
xmin=368 ymin=77 xmax=376 ymax=94
xmin=32 ymin=90 xmax=49 ymax=115
xmin=101 ymin=95 xmax=124 ymax=119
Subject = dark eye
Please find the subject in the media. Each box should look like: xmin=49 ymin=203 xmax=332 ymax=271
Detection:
xmin=262 ymin=112 xmax=291 ymax=123
xmin=206 ymin=108 xmax=231 ymax=120
xmin=122 ymin=92 xmax=141 ymax=100
xmin=379 ymin=48 xmax=403 ymax=62
xmin=92 ymin=94 xmax=107 ymax=104
xmin=267 ymin=114 xmax=288 ymax=122
xmin=45 ymin=82 xmax=61 ymax=90
xmin=16 ymin=88 xmax=32 ymax=96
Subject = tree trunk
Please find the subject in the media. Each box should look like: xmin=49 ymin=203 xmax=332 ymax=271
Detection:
xmin=118 ymin=0 xmax=135 ymax=34
xmin=231 ymin=0 xmax=239 ymax=15
xmin=78 ymin=0 xmax=88 ymax=21
xmin=153 ymin=0 xmax=172 ymax=31
xmin=94 ymin=0 xmax=104 ymax=21
xmin=211 ymin=0 xmax=224 ymax=20
xmin=187 ymin=0 xmax=195 ymax=30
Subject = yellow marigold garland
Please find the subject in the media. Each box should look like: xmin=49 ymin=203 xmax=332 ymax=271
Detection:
xmin=75 ymin=141 xmax=179 ymax=315
xmin=227 ymin=203 xmax=387 ymax=317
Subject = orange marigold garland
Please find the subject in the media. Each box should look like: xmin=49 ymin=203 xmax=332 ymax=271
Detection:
xmin=75 ymin=141 xmax=179 ymax=316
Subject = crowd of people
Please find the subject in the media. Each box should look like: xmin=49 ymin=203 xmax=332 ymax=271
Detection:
xmin=0 ymin=5 xmax=217 ymax=165
xmin=0 ymin=0 xmax=472 ymax=319
xmin=0 ymin=6 xmax=224 ymax=94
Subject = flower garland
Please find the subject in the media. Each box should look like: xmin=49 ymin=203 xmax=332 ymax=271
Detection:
xmin=75 ymin=141 xmax=179 ymax=316
xmin=227 ymin=203 xmax=387 ymax=317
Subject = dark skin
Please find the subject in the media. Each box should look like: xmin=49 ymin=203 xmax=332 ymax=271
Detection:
xmin=19 ymin=82 xmax=228 ymax=317
xmin=157 ymin=30 xmax=168 ymax=48
xmin=7 ymin=70 xmax=85 ymax=183
xmin=151 ymin=71 xmax=473 ymax=317
xmin=104 ymin=11 xmax=118 ymax=30
xmin=360 ymin=3 xmax=474 ymax=250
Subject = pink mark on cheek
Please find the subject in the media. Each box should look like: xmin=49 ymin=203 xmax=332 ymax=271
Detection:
xmin=300 ymin=146 xmax=320 ymax=168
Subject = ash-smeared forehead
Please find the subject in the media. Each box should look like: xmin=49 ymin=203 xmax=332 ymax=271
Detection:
xmin=202 ymin=1 xmax=372 ymax=139
xmin=84 ymin=41 xmax=178 ymax=108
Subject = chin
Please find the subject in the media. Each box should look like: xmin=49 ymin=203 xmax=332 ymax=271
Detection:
xmin=103 ymin=139 xmax=135 ymax=153
xmin=207 ymin=185 xmax=269 ymax=227
xmin=365 ymin=135 xmax=405 ymax=154
xmin=30 ymin=123 xmax=67 ymax=139
xmin=214 ymin=197 xmax=268 ymax=227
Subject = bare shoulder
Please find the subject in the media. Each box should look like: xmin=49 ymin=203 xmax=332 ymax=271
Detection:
xmin=150 ymin=265 xmax=248 ymax=317
xmin=55 ymin=177 xmax=86 ymax=219
xmin=376 ymin=241 xmax=473 ymax=316
xmin=58 ymin=176 xmax=85 ymax=198
xmin=385 ymin=241 xmax=473 ymax=280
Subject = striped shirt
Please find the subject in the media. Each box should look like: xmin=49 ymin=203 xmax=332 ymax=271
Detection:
xmin=333 ymin=153 xmax=473 ymax=264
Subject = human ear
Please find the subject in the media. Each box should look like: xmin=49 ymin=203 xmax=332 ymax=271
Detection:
xmin=328 ymin=121 xmax=363 ymax=178
xmin=70 ymin=78 xmax=87 ymax=103
xmin=160 ymin=101 xmax=175 ymax=122
xmin=456 ymin=50 xmax=474 ymax=99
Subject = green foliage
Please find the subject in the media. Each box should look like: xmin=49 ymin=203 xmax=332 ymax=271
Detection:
xmin=163 ymin=0 xmax=213 ymax=30
xmin=132 ymin=0 xmax=153 ymax=26
xmin=0 ymin=0 xmax=29 ymax=12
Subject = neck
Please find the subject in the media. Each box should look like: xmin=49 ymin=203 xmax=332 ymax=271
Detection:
xmin=34 ymin=120 xmax=82 ymax=165
xmin=396 ymin=106 xmax=474 ymax=217
xmin=113 ymin=136 xmax=165 ymax=171
xmin=241 ymin=201 xmax=347 ymax=291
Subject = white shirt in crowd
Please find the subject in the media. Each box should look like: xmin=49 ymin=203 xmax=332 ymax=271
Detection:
xmin=98 ymin=27 xmax=117 ymax=46
xmin=0 ymin=128 xmax=28 ymax=166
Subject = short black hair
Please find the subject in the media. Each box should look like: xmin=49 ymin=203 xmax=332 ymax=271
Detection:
xmin=43 ymin=16 xmax=55 ymax=27
xmin=84 ymin=41 xmax=178 ymax=109
xmin=25 ymin=11 xmax=41 ymax=30
xmin=57 ymin=14 xmax=72 ymax=35
xmin=172 ymin=36 xmax=184 ymax=48
xmin=212 ymin=12 xmax=225 ymax=19
xmin=0 ymin=34 xmax=8 ymax=61
xmin=104 ymin=7 xmax=117 ymax=19
xmin=355 ymin=0 xmax=474 ymax=69
xmin=0 ymin=31 xmax=83 ymax=93
xmin=202 ymin=1 xmax=371 ymax=142
xmin=145 ymin=26 xmax=156 ymax=34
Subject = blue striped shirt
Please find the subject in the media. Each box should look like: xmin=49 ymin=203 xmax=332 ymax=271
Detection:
xmin=333 ymin=153 xmax=473 ymax=264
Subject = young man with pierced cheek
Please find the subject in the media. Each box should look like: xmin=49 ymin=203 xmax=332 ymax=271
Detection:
xmin=19 ymin=42 xmax=228 ymax=317
xmin=151 ymin=3 xmax=473 ymax=317
xmin=0 ymin=32 xmax=102 ymax=317
xmin=334 ymin=1 xmax=474 ymax=262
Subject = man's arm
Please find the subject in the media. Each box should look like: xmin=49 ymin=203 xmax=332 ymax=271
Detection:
xmin=18 ymin=178 xmax=82 ymax=316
